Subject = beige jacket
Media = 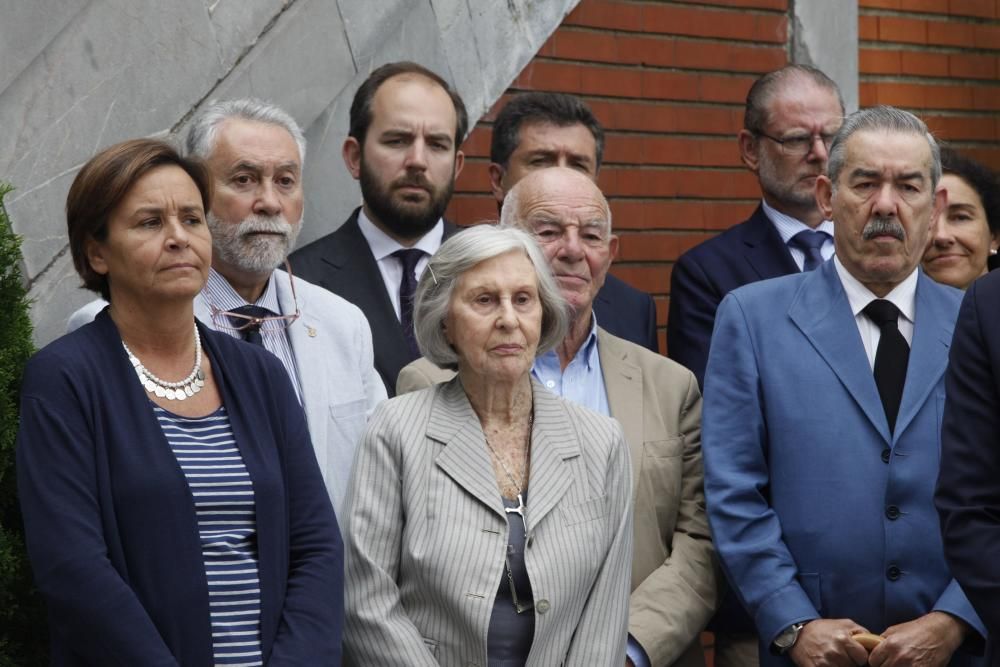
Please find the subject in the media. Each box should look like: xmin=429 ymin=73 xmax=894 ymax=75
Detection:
xmin=396 ymin=328 xmax=718 ymax=667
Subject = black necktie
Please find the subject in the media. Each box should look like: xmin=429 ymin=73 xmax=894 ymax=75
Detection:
xmin=788 ymin=229 xmax=830 ymax=272
xmin=228 ymin=304 xmax=275 ymax=346
xmin=863 ymin=299 xmax=909 ymax=433
xmin=392 ymin=248 xmax=425 ymax=359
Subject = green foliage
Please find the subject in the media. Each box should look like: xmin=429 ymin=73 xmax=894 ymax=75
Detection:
xmin=0 ymin=183 xmax=47 ymax=665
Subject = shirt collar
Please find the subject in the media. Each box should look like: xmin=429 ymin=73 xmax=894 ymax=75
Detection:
xmin=761 ymin=199 xmax=835 ymax=242
xmin=356 ymin=207 xmax=445 ymax=261
xmin=833 ymin=256 xmax=918 ymax=324
xmin=203 ymin=267 xmax=282 ymax=313
xmin=532 ymin=312 xmax=601 ymax=373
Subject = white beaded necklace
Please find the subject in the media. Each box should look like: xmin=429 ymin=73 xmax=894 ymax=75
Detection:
xmin=122 ymin=326 xmax=205 ymax=401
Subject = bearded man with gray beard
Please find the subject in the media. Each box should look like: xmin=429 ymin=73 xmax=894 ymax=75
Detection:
xmin=66 ymin=99 xmax=387 ymax=520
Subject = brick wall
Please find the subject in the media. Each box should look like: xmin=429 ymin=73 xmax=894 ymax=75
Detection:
xmin=859 ymin=0 xmax=1000 ymax=170
xmin=447 ymin=0 xmax=789 ymax=354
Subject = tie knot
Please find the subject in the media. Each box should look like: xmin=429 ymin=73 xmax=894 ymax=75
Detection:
xmin=392 ymin=248 xmax=425 ymax=274
xmin=789 ymin=229 xmax=830 ymax=252
xmin=864 ymin=299 xmax=901 ymax=328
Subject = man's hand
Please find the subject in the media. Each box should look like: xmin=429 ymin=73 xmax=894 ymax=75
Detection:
xmin=867 ymin=612 xmax=967 ymax=667
xmin=787 ymin=619 xmax=871 ymax=667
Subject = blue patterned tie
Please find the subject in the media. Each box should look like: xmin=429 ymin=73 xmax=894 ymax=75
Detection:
xmin=789 ymin=229 xmax=830 ymax=271
xmin=392 ymin=248 xmax=425 ymax=359
xmin=228 ymin=305 xmax=275 ymax=346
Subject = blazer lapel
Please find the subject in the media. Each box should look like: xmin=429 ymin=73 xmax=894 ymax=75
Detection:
xmin=524 ymin=382 xmax=580 ymax=531
xmin=596 ymin=329 xmax=643 ymax=496
xmin=789 ymin=261 xmax=892 ymax=444
xmin=892 ymin=272 xmax=954 ymax=439
xmin=428 ymin=380 xmax=508 ymax=520
xmin=742 ymin=205 xmax=800 ymax=281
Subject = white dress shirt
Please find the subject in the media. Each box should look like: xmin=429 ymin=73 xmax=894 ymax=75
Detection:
xmin=833 ymin=256 xmax=917 ymax=370
xmin=763 ymin=199 xmax=835 ymax=271
xmin=356 ymin=208 xmax=444 ymax=320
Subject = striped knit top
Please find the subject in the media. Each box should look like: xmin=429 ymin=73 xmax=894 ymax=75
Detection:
xmin=155 ymin=405 xmax=263 ymax=667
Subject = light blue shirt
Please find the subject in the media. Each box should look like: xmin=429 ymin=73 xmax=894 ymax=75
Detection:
xmin=762 ymin=199 xmax=835 ymax=271
xmin=531 ymin=315 xmax=609 ymax=417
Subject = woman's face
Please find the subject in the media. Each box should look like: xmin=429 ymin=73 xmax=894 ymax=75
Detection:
xmin=445 ymin=250 xmax=543 ymax=385
xmin=923 ymin=173 xmax=997 ymax=290
xmin=86 ymin=165 xmax=211 ymax=305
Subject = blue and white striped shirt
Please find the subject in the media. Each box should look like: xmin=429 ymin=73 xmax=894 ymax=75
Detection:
xmin=156 ymin=405 xmax=263 ymax=667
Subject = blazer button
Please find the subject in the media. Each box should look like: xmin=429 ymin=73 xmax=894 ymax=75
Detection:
xmin=886 ymin=505 xmax=900 ymax=520
xmin=881 ymin=448 xmax=891 ymax=463
xmin=536 ymin=599 xmax=551 ymax=614
xmin=886 ymin=565 xmax=901 ymax=581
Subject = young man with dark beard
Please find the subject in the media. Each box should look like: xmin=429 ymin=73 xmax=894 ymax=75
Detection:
xmin=290 ymin=62 xmax=467 ymax=396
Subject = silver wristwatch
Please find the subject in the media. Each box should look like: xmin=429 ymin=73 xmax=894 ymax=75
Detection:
xmin=772 ymin=622 xmax=806 ymax=654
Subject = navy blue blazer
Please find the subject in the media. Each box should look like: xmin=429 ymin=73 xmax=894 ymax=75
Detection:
xmin=292 ymin=209 xmax=660 ymax=396
xmin=938 ymin=270 xmax=1000 ymax=661
xmin=16 ymin=311 xmax=343 ymax=665
xmin=667 ymin=204 xmax=798 ymax=387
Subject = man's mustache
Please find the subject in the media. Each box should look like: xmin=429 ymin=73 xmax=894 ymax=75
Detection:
xmin=862 ymin=216 xmax=905 ymax=241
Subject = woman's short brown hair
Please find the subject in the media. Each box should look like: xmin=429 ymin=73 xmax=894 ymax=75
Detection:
xmin=66 ymin=138 xmax=213 ymax=301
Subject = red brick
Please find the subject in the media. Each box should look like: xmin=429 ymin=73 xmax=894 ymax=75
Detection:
xmin=613 ymin=34 xmax=784 ymax=73
xmin=459 ymin=128 xmax=491 ymax=158
xmin=859 ymin=15 xmax=880 ymax=41
xmin=859 ymin=82 xmax=879 ymax=107
xmin=973 ymin=87 xmax=1000 ymax=110
xmin=697 ymin=73 xmax=762 ymax=103
xmin=588 ymin=99 xmax=744 ymax=135
xmin=599 ymin=166 xmax=759 ymax=198
xmin=608 ymin=264 xmax=671 ymax=295
xmin=610 ymin=200 xmax=757 ymax=231
xmin=933 ymin=21 xmax=976 ymax=48
xmin=547 ymin=29 xmax=621 ymax=64
xmin=879 ymin=16 xmax=927 ymax=44
xmin=860 ymin=49 xmax=902 ymax=75
xmin=565 ymin=0 xmax=645 ymax=31
xmin=604 ymin=135 xmax=741 ymax=167
xmin=676 ymin=0 xmax=787 ymax=9
xmin=640 ymin=69 xmax=703 ymax=101
xmin=924 ymin=113 xmax=1000 ymax=141
xmin=974 ymin=24 xmax=1000 ymax=49
xmin=618 ymin=231 xmax=715 ymax=261
xmin=901 ymin=51 xmax=950 ymax=77
xmin=965 ymin=146 xmax=1000 ymax=170
xmin=447 ymin=195 xmax=500 ymax=226
xmin=949 ymin=0 xmax=997 ymax=18
xmin=949 ymin=53 xmax=997 ymax=80
xmin=900 ymin=0 xmax=950 ymax=11
xmin=860 ymin=0 xmax=900 ymax=6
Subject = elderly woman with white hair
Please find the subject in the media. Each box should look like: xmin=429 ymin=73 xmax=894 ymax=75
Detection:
xmin=343 ymin=224 xmax=633 ymax=666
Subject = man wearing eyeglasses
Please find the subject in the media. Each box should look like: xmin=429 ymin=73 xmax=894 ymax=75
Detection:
xmin=668 ymin=65 xmax=845 ymax=390
xmin=666 ymin=65 xmax=845 ymax=667
xmin=66 ymin=99 xmax=387 ymax=519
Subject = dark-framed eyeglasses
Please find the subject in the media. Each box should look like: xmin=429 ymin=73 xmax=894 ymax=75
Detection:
xmin=756 ymin=131 xmax=836 ymax=157
xmin=208 ymin=260 xmax=301 ymax=333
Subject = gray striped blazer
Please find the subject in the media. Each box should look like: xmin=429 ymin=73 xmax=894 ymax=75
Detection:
xmin=343 ymin=377 xmax=634 ymax=666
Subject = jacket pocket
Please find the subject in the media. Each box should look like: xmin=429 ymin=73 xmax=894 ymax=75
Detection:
xmin=560 ymin=495 xmax=609 ymax=526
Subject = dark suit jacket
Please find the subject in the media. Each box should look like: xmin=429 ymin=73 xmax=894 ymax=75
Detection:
xmin=938 ymin=270 xmax=1000 ymax=661
xmin=289 ymin=208 xmax=459 ymax=397
xmin=595 ymin=274 xmax=659 ymax=354
xmin=16 ymin=311 xmax=343 ymax=665
xmin=667 ymin=204 xmax=798 ymax=388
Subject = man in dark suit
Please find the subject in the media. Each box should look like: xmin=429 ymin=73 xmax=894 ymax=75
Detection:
xmin=667 ymin=65 xmax=845 ymax=388
xmin=705 ymin=105 xmax=984 ymax=667
xmin=668 ymin=66 xmax=845 ymax=667
xmin=937 ymin=269 xmax=1000 ymax=661
xmin=489 ymin=92 xmax=659 ymax=353
xmin=291 ymin=62 xmax=467 ymax=395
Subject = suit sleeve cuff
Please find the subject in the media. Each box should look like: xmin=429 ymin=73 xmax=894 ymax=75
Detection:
xmin=626 ymin=633 xmax=651 ymax=667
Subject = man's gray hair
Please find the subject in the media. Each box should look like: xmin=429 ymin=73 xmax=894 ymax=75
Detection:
xmin=413 ymin=224 xmax=569 ymax=370
xmin=498 ymin=177 xmax=613 ymax=232
xmin=185 ymin=98 xmax=307 ymax=163
xmin=827 ymin=105 xmax=941 ymax=190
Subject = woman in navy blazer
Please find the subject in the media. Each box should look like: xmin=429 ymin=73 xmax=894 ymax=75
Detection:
xmin=16 ymin=139 xmax=343 ymax=665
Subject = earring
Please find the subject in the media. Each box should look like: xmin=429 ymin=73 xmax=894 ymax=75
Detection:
xmin=991 ymin=248 xmax=998 ymax=256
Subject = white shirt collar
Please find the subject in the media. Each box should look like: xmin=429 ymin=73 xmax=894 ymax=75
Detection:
xmin=761 ymin=199 xmax=835 ymax=241
xmin=356 ymin=207 xmax=445 ymax=260
xmin=833 ymin=255 xmax=918 ymax=325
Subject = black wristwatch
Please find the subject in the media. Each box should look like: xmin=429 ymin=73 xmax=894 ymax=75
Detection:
xmin=772 ymin=622 xmax=807 ymax=655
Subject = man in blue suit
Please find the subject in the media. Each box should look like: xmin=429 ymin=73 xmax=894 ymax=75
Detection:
xmin=704 ymin=106 xmax=985 ymax=666
xmin=488 ymin=92 xmax=659 ymax=353
xmin=668 ymin=66 xmax=845 ymax=388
